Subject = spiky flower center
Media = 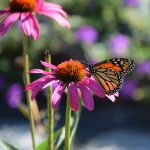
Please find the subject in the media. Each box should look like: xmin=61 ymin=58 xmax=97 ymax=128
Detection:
xmin=55 ymin=60 xmax=86 ymax=84
xmin=10 ymin=0 xmax=36 ymax=12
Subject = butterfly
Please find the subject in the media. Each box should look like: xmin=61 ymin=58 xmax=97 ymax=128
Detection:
xmin=87 ymin=58 xmax=135 ymax=95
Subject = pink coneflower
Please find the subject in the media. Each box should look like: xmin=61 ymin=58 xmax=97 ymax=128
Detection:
xmin=0 ymin=0 xmax=70 ymax=40
xmin=26 ymin=59 xmax=107 ymax=111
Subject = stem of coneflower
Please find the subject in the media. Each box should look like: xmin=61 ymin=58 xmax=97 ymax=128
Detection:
xmin=65 ymin=94 xmax=71 ymax=150
xmin=22 ymin=34 xmax=36 ymax=149
xmin=17 ymin=103 xmax=29 ymax=119
xmin=45 ymin=51 xmax=54 ymax=150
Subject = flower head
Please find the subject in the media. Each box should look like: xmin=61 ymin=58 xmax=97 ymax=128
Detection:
xmin=26 ymin=59 xmax=105 ymax=111
xmin=108 ymin=33 xmax=130 ymax=57
xmin=5 ymin=83 xmax=23 ymax=108
xmin=75 ymin=25 xmax=99 ymax=44
xmin=0 ymin=0 xmax=70 ymax=40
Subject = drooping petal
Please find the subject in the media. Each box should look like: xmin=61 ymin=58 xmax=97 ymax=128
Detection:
xmin=21 ymin=13 xmax=32 ymax=36
xmin=28 ymin=14 xmax=39 ymax=40
xmin=37 ymin=3 xmax=70 ymax=28
xmin=40 ymin=11 xmax=70 ymax=28
xmin=26 ymin=76 xmax=52 ymax=90
xmin=35 ymin=0 xmax=44 ymax=10
xmin=21 ymin=13 xmax=39 ymax=40
xmin=26 ymin=76 xmax=54 ymax=100
xmin=78 ymin=83 xmax=94 ymax=111
xmin=68 ymin=82 xmax=79 ymax=111
xmin=83 ymin=77 xmax=105 ymax=98
xmin=42 ymin=80 xmax=59 ymax=89
xmin=29 ymin=69 xmax=51 ymax=75
xmin=51 ymin=83 xmax=65 ymax=108
xmin=0 ymin=13 xmax=20 ymax=36
xmin=40 ymin=61 xmax=57 ymax=70
xmin=42 ymin=2 xmax=68 ymax=17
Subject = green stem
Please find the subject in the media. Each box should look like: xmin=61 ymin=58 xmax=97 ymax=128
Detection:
xmin=22 ymin=34 xmax=36 ymax=149
xmin=17 ymin=103 xmax=29 ymax=119
xmin=65 ymin=95 xmax=71 ymax=150
xmin=45 ymin=52 xmax=54 ymax=150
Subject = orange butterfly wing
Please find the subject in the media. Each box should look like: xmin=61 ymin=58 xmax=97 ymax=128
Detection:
xmin=88 ymin=58 xmax=135 ymax=95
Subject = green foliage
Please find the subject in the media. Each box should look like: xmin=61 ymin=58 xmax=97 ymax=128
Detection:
xmin=0 ymin=140 xmax=19 ymax=150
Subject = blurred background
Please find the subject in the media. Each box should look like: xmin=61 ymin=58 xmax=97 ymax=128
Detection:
xmin=0 ymin=0 xmax=150 ymax=149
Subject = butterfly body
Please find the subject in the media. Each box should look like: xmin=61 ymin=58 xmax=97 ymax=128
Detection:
xmin=87 ymin=58 xmax=135 ymax=95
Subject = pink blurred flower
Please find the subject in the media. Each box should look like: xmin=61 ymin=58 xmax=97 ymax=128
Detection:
xmin=26 ymin=59 xmax=106 ymax=111
xmin=75 ymin=25 xmax=99 ymax=44
xmin=5 ymin=83 xmax=23 ymax=108
xmin=0 ymin=0 xmax=70 ymax=40
xmin=108 ymin=33 xmax=130 ymax=57
xmin=123 ymin=0 xmax=139 ymax=7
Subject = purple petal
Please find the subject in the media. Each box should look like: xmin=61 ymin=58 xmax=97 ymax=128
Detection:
xmin=26 ymin=76 xmax=54 ymax=100
xmin=28 ymin=14 xmax=39 ymax=40
xmin=29 ymin=69 xmax=50 ymax=75
xmin=83 ymin=77 xmax=105 ymax=98
xmin=42 ymin=2 xmax=67 ymax=17
xmin=35 ymin=0 xmax=44 ymax=10
xmin=21 ymin=13 xmax=39 ymax=40
xmin=68 ymin=82 xmax=79 ymax=111
xmin=78 ymin=83 xmax=94 ymax=111
xmin=42 ymin=80 xmax=59 ymax=89
xmin=37 ymin=4 xmax=70 ymax=28
xmin=42 ymin=12 xmax=70 ymax=28
xmin=0 ymin=13 xmax=20 ymax=36
xmin=40 ymin=61 xmax=57 ymax=70
xmin=51 ymin=83 xmax=65 ymax=108
xmin=21 ymin=13 xmax=32 ymax=36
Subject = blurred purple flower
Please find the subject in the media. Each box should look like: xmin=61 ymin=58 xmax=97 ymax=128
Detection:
xmin=137 ymin=60 xmax=150 ymax=75
xmin=5 ymin=83 xmax=23 ymax=108
xmin=75 ymin=25 xmax=99 ymax=44
xmin=0 ymin=75 xmax=5 ymax=91
xmin=108 ymin=33 xmax=130 ymax=56
xmin=123 ymin=0 xmax=139 ymax=7
xmin=121 ymin=80 xmax=138 ymax=98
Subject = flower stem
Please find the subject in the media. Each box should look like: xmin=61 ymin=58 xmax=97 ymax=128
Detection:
xmin=22 ymin=34 xmax=36 ymax=149
xmin=17 ymin=103 xmax=29 ymax=119
xmin=65 ymin=95 xmax=71 ymax=150
xmin=45 ymin=52 xmax=54 ymax=150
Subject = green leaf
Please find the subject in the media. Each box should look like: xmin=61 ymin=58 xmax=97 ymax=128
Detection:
xmin=35 ymin=138 xmax=48 ymax=150
xmin=0 ymin=140 xmax=19 ymax=150
xmin=35 ymin=126 xmax=64 ymax=150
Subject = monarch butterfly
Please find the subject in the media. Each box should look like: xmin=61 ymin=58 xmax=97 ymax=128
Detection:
xmin=87 ymin=58 xmax=135 ymax=95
